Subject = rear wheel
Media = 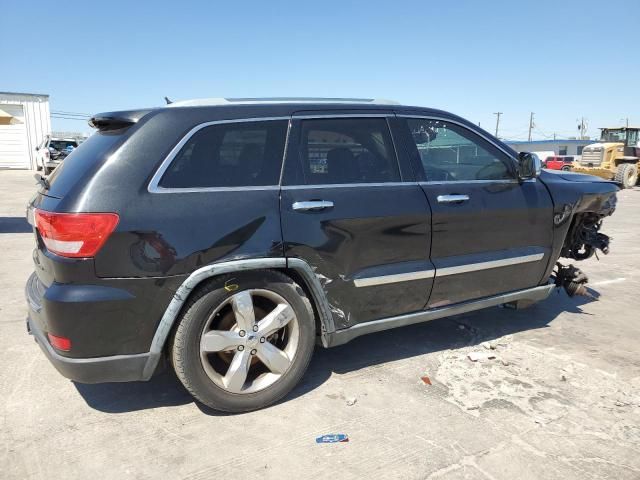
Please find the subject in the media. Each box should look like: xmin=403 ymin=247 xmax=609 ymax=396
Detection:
xmin=171 ymin=270 xmax=316 ymax=412
xmin=614 ymin=163 xmax=638 ymax=188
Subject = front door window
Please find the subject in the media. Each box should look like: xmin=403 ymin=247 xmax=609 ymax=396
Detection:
xmin=407 ymin=118 xmax=513 ymax=181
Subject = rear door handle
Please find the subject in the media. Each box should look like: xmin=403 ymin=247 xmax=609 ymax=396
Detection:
xmin=292 ymin=200 xmax=334 ymax=212
xmin=437 ymin=194 xmax=470 ymax=204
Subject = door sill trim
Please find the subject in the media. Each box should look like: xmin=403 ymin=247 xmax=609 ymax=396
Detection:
xmin=323 ymin=284 xmax=554 ymax=347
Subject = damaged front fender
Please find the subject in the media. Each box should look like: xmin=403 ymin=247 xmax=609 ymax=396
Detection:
xmin=537 ymin=170 xmax=618 ymax=284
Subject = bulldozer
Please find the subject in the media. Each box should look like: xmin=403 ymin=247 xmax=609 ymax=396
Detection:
xmin=574 ymin=127 xmax=640 ymax=188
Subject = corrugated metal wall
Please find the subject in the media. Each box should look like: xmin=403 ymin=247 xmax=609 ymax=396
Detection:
xmin=0 ymin=93 xmax=51 ymax=169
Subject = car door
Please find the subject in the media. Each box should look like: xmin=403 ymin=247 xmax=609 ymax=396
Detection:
xmin=280 ymin=113 xmax=434 ymax=330
xmin=397 ymin=115 xmax=554 ymax=308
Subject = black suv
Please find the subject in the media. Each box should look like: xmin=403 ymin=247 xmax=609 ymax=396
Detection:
xmin=25 ymin=98 xmax=618 ymax=412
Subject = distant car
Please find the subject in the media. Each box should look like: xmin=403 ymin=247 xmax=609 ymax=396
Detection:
xmin=35 ymin=136 xmax=79 ymax=174
xmin=543 ymin=156 xmax=574 ymax=171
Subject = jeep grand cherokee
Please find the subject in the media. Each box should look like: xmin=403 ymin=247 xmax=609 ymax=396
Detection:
xmin=25 ymin=98 xmax=618 ymax=412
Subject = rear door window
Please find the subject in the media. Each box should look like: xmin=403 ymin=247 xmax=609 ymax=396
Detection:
xmin=159 ymin=120 xmax=288 ymax=189
xmin=295 ymin=118 xmax=400 ymax=185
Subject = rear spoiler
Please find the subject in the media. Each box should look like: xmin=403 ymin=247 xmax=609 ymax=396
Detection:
xmin=88 ymin=109 xmax=154 ymax=131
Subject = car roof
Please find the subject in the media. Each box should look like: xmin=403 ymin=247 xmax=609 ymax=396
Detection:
xmin=166 ymin=97 xmax=401 ymax=108
xmin=89 ymin=100 xmax=459 ymax=131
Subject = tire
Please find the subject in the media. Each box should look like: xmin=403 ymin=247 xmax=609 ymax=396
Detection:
xmin=614 ymin=163 xmax=639 ymax=189
xmin=171 ymin=270 xmax=316 ymax=412
xmin=561 ymin=165 xmax=572 ymax=171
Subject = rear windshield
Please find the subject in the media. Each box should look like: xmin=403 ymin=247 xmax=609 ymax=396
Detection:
xmin=46 ymin=130 xmax=128 ymax=198
xmin=49 ymin=140 xmax=78 ymax=150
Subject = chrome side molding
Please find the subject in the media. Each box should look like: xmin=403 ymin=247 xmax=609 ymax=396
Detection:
xmin=354 ymin=269 xmax=434 ymax=287
xmin=437 ymin=252 xmax=545 ymax=277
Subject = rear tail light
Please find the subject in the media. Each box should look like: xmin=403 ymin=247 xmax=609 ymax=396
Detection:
xmin=47 ymin=333 xmax=72 ymax=351
xmin=35 ymin=210 xmax=119 ymax=258
xmin=44 ymin=150 xmax=50 ymax=159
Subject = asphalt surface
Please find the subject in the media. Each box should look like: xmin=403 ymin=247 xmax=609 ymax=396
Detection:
xmin=1 ymin=169 xmax=639 ymax=479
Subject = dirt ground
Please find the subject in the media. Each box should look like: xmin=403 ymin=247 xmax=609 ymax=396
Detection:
xmin=1 ymin=169 xmax=638 ymax=479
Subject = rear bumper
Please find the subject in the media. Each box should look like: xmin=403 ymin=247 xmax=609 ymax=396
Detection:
xmin=27 ymin=315 xmax=150 ymax=383
xmin=25 ymin=272 xmax=152 ymax=383
xmin=44 ymin=160 xmax=62 ymax=169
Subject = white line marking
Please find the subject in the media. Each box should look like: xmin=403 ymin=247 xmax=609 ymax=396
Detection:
xmin=591 ymin=278 xmax=626 ymax=286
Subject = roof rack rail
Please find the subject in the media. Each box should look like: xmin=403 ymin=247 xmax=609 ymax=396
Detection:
xmin=166 ymin=97 xmax=400 ymax=108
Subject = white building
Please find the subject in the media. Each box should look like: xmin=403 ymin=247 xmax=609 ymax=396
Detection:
xmin=505 ymin=139 xmax=593 ymax=158
xmin=0 ymin=92 xmax=51 ymax=169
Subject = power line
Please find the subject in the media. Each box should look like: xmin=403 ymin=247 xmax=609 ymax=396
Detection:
xmin=51 ymin=115 xmax=90 ymax=121
xmin=51 ymin=112 xmax=90 ymax=119
xmin=51 ymin=110 xmax=91 ymax=117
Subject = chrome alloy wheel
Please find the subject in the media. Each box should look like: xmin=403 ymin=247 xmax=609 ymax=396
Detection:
xmin=199 ymin=289 xmax=300 ymax=394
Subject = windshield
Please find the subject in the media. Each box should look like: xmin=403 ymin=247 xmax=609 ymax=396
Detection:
xmin=600 ymin=129 xmax=628 ymax=144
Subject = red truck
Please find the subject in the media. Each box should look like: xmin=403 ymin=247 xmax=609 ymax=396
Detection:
xmin=543 ymin=156 xmax=575 ymax=171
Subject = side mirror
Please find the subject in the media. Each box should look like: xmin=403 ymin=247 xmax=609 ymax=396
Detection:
xmin=517 ymin=152 xmax=540 ymax=180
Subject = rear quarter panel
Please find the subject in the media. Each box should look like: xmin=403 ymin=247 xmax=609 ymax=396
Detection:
xmin=48 ymin=106 xmax=293 ymax=278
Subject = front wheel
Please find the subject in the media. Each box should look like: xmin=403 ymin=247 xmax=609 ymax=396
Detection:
xmin=171 ymin=270 xmax=316 ymax=412
xmin=614 ymin=163 xmax=638 ymax=189
xmin=561 ymin=165 xmax=572 ymax=171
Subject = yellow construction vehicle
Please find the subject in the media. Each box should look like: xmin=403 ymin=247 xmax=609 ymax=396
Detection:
xmin=574 ymin=127 xmax=640 ymax=188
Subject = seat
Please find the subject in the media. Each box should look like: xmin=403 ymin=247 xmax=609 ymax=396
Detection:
xmin=326 ymin=147 xmax=359 ymax=184
xmin=357 ymin=151 xmax=391 ymax=182
xmin=237 ymin=143 xmax=265 ymax=183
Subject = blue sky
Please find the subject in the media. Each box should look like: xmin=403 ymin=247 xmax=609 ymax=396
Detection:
xmin=3 ymin=0 xmax=638 ymax=139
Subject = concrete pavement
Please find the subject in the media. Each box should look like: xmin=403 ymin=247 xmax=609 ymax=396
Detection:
xmin=1 ymin=169 xmax=638 ymax=479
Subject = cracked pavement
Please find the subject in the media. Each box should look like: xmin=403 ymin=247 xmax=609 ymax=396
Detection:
xmin=1 ymin=170 xmax=638 ymax=479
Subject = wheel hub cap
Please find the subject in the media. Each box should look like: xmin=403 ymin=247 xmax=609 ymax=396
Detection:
xmin=199 ymin=289 xmax=300 ymax=394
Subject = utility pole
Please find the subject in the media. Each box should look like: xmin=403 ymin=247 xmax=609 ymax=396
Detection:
xmin=626 ymin=118 xmax=629 ymax=128
xmin=579 ymin=117 xmax=586 ymax=139
xmin=493 ymin=112 xmax=502 ymax=138
xmin=528 ymin=112 xmax=535 ymax=141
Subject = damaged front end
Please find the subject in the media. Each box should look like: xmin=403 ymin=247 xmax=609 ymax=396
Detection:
xmin=553 ymin=263 xmax=592 ymax=298
xmin=561 ymin=212 xmax=611 ymax=261
xmin=553 ymin=187 xmax=617 ymax=298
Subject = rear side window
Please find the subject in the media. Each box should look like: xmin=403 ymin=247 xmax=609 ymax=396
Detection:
xmin=159 ymin=120 xmax=288 ymax=188
xmin=297 ymin=118 xmax=400 ymax=185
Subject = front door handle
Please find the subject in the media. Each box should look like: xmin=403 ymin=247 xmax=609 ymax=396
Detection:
xmin=292 ymin=200 xmax=334 ymax=211
xmin=437 ymin=194 xmax=470 ymax=204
